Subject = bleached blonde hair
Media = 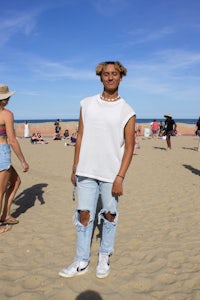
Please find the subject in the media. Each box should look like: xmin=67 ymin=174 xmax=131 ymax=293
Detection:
xmin=96 ymin=61 xmax=127 ymax=77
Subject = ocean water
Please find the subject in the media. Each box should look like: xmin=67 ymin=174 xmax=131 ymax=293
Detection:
xmin=14 ymin=118 xmax=197 ymax=125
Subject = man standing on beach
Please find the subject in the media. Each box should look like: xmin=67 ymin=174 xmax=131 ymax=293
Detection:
xmin=195 ymin=116 xmax=200 ymax=152
xmin=59 ymin=61 xmax=136 ymax=279
xmin=164 ymin=114 xmax=177 ymax=149
xmin=54 ymin=119 xmax=61 ymax=134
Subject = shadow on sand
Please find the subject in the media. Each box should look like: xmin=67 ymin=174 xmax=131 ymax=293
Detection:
xmin=75 ymin=289 xmax=102 ymax=300
xmin=182 ymin=147 xmax=196 ymax=151
xmin=12 ymin=183 xmax=48 ymax=218
xmin=153 ymin=146 xmax=167 ymax=151
xmin=183 ymin=164 xmax=200 ymax=176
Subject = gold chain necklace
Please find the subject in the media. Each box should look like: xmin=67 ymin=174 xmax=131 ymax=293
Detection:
xmin=100 ymin=94 xmax=121 ymax=102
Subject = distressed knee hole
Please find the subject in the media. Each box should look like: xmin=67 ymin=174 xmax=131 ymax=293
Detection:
xmin=104 ymin=212 xmax=116 ymax=222
xmin=79 ymin=210 xmax=90 ymax=227
xmin=98 ymin=209 xmax=118 ymax=225
xmin=73 ymin=210 xmax=93 ymax=231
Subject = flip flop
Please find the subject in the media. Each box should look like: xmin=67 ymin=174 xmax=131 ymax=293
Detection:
xmin=0 ymin=217 xmax=19 ymax=225
xmin=0 ymin=225 xmax=11 ymax=234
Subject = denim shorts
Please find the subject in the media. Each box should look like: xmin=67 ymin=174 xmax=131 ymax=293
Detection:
xmin=0 ymin=144 xmax=11 ymax=171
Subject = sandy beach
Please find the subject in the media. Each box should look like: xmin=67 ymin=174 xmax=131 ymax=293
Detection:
xmin=14 ymin=121 xmax=196 ymax=138
xmin=1 ymin=123 xmax=200 ymax=300
xmin=14 ymin=121 xmax=79 ymax=138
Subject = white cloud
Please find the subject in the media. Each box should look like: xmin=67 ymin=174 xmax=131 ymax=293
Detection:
xmin=125 ymin=77 xmax=170 ymax=94
xmin=155 ymin=49 xmax=200 ymax=71
xmin=127 ymin=49 xmax=200 ymax=78
xmin=127 ymin=27 xmax=176 ymax=45
xmin=122 ymin=48 xmax=200 ymax=101
xmin=20 ymin=90 xmax=40 ymax=96
xmin=0 ymin=10 xmax=40 ymax=47
xmin=31 ymin=58 xmax=94 ymax=80
xmin=89 ymin=0 xmax=129 ymax=17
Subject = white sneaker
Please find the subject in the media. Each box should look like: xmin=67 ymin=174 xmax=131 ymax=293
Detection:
xmin=58 ymin=261 xmax=89 ymax=278
xmin=96 ymin=253 xmax=110 ymax=279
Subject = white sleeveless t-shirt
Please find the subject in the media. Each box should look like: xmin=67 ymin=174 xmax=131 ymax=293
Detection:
xmin=76 ymin=94 xmax=135 ymax=182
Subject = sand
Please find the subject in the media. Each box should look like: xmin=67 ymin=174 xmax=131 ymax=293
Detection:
xmin=14 ymin=121 xmax=78 ymax=138
xmin=14 ymin=121 xmax=196 ymax=138
xmin=0 ymin=125 xmax=200 ymax=300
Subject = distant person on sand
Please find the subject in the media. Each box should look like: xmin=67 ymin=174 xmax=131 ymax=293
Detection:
xmin=66 ymin=132 xmax=77 ymax=146
xmin=164 ymin=114 xmax=177 ymax=150
xmin=59 ymin=61 xmax=136 ymax=279
xmin=158 ymin=121 xmax=165 ymax=137
xmin=133 ymin=125 xmax=140 ymax=155
xmin=53 ymin=133 xmax=61 ymax=140
xmin=195 ymin=116 xmax=200 ymax=152
xmin=54 ymin=119 xmax=61 ymax=134
xmin=24 ymin=120 xmax=30 ymax=138
xmin=31 ymin=132 xmax=48 ymax=144
xmin=151 ymin=119 xmax=159 ymax=138
xmin=63 ymin=129 xmax=69 ymax=139
xmin=0 ymin=84 xmax=29 ymax=233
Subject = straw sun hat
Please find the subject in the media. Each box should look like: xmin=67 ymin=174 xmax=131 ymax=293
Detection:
xmin=0 ymin=84 xmax=16 ymax=100
xmin=164 ymin=114 xmax=172 ymax=118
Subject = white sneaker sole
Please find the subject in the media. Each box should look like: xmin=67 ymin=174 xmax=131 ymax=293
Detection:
xmin=96 ymin=268 xmax=110 ymax=279
xmin=58 ymin=266 xmax=89 ymax=278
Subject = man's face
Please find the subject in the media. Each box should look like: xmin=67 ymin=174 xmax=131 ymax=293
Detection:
xmin=101 ymin=64 xmax=122 ymax=92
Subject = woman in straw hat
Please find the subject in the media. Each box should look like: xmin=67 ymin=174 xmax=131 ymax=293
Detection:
xmin=0 ymin=84 xmax=29 ymax=234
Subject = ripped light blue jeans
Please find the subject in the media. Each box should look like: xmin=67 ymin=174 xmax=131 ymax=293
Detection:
xmin=74 ymin=176 xmax=119 ymax=262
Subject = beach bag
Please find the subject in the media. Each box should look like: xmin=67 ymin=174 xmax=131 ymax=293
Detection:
xmin=144 ymin=128 xmax=150 ymax=137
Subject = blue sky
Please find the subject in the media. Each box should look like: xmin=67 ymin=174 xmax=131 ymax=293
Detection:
xmin=1 ymin=0 xmax=200 ymax=120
